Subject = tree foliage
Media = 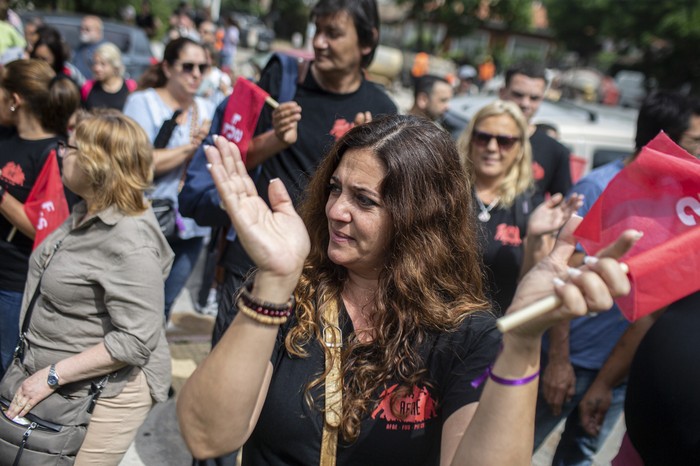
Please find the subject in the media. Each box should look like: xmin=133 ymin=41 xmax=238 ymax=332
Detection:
xmin=396 ymin=0 xmax=531 ymax=50
xmin=544 ymin=0 xmax=700 ymax=90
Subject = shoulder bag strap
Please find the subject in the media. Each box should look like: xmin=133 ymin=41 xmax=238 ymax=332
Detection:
xmin=14 ymin=239 xmax=63 ymax=360
xmin=320 ymin=298 xmax=342 ymax=466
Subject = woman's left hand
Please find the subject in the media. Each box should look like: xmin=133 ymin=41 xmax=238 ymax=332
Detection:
xmin=5 ymin=366 xmax=55 ymax=419
xmin=527 ymin=193 xmax=584 ymax=237
xmin=506 ymin=216 xmax=639 ymax=342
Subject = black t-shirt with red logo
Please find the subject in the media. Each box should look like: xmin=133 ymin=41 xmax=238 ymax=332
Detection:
xmin=243 ymin=307 xmax=500 ymax=466
xmin=530 ymin=126 xmax=572 ymax=198
xmin=474 ymin=193 xmax=541 ymax=314
xmin=0 ymin=128 xmax=62 ymax=291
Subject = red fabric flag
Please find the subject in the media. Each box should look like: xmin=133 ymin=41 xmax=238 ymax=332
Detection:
xmin=220 ymin=77 xmax=270 ymax=163
xmin=574 ymin=132 xmax=700 ymax=321
xmin=23 ymin=149 xmax=69 ymax=249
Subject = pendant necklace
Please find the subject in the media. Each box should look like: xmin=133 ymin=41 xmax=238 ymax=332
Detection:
xmin=476 ymin=195 xmax=500 ymax=222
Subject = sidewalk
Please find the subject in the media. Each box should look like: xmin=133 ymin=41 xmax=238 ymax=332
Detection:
xmin=119 ymin=289 xmax=213 ymax=466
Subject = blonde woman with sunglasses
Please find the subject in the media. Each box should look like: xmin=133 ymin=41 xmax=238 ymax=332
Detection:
xmin=457 ymin=100 xmax=582 ymax=314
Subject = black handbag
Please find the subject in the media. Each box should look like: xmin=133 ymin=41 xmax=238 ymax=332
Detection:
xmin=150 ymin=198 xmax=178 ymax=242
xmin=151 ymin=109 xmax=184 ymax=243
xmin=0 ymin=240 xmax=108 ymax=466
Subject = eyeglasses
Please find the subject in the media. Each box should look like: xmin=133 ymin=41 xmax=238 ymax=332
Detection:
xmin=472 ymin=130 xmax=521 ymax=151
xmin=57 ymin=141 xmax=79 ymax=158
xmin=178 ymin=62 xmax=210 ymax=74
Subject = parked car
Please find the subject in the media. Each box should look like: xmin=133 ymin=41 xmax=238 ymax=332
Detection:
xmin=230 ymin=12 xmax=275 ymax=52
xmin=443 ymin=94 xmax=637 ymax=180
xmin=20 ymin=11 xmax=153 ymax=80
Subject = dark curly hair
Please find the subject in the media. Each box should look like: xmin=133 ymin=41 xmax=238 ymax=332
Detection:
xmin=287 ymin=114 xmax=489 ymax=442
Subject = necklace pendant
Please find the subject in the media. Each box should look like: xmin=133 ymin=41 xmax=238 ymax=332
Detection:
xmin=478 ymin=211 xmax=491 ymax=222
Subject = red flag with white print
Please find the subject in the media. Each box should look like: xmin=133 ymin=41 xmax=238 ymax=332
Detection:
xmin=23 ymin=149 xmax=69 ymax=249
xmin=574 ymin=132 xmax=700 ymax=321
xmin=220 ymin=77 xmax=270 ymax=163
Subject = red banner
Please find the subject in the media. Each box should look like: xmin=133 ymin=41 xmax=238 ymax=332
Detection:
xmin=574 ymin=132 xmax=700 ymax=321
xmin=220 ymin=77 xmax=270 ymax=163
xmin=23 ymin=149 xmax=69 ymax=249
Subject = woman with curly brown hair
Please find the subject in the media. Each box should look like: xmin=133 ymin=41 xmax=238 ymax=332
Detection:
xmin=177 ymin=115 xmax=635 ymax=465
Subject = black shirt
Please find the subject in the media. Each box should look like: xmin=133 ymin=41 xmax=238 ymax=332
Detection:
xmin=474 ymin=193 xmax=540 ymax=314
xmin=0 ymin=129 xmax=62 ymax=291
xmin=83 ymin=80 xmax=132 ymax=111
xmin=530 ymin=126 xmax=572 ymax=198
xmin=244 ymin=308 xmax=500 ymax=466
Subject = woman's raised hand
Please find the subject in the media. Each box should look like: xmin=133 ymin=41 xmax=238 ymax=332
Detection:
xmin=527 ymin=193 xmax=584 ymax=237
xmin=205 ymin=136 xmax=310 ymax=283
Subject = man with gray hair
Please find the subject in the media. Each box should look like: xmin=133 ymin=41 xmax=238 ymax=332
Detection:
xmin=73 ymin=15 xmax=106 ymax=79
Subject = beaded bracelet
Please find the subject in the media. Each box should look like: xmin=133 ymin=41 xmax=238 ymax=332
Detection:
xmin=237 ymin=299 xmax=291 ymax=325
xmin=239 ymin=282 xmax=294 ymax=312
xmin=470 ymin=365 xmax=540 ymax=388
xmin=236 ymin=282 xmax=294 ymax=325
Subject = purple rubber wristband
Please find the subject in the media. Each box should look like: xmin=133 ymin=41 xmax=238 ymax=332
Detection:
xmin=471 ymin=366 xmax=540 ymax=388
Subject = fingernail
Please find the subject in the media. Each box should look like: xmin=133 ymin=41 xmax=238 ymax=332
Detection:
xmin=206 ymin=163 xmax=212 ymax=170
xmin=203 ymin=144 xmax=211 ymax=151
xmin=553 ymin=277 xmax=566 ymax=287
xmin=213 ymin=134 xmax=219 ymax=142
xmin=269 ymin=178 xmax=279 ymax=184
xmin=583 ymin=256 xmax=598 ymax=266
xmin=567 ymin=267 xmax=583 ymax=278
xmin=632 ymin=230 xmax=644 ymax=240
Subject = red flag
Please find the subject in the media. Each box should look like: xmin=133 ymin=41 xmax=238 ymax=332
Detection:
xmin=23 ymin=149 xmax=69 ymax=249
xmin=220 ymin=77 xmax=270 ymax=163
xmin=574 ymin=132 xmax=700 ymax=321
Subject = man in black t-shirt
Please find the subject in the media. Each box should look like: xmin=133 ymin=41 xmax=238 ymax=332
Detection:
xmin=500 ymin=62 xmax=572 ymax=198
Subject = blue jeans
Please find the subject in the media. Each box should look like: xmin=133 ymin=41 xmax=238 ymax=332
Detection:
xmin=164 ymin=237 xmax=204 ymax=321
xmin=0 ymin=289 xmax=23 ymax=379
xmin=534 ymin=364 xmax=626 ymax=466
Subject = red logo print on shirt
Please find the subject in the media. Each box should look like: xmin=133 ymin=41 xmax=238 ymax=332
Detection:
xmin=329 ymin=118 xmax=354 ymax=140
xmin=495 ymin=223 xmax=522 ymax=246
xmin=532 ymin=161 xmax=545 ymax=181
xmin=371 ymin=384 xmax=437 ymax=431
xmin=0 ymin=161 xmax=26 ymax=186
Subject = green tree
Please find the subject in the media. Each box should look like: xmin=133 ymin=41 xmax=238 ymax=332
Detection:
xmin=396 ymin=0 xmax=532 ymax=52
xmin=544 ymin=0 xmax=700 ymax=90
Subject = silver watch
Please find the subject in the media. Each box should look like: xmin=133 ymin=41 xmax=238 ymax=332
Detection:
xmin=47 ymin=364 xmax=60 ymax=389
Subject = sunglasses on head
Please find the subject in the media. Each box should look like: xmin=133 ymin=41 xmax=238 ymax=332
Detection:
xmin=472 ymin=130 xmax=520 ymax=150
xmin=179 ymin=62 xmax=210 ymax=74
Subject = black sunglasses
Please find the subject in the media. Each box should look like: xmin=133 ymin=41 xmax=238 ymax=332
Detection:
xmin=179 ymin=62 xmax=210 ymax=74
xmin=56 ymin=140 xmax=79 ymax=158
xmin=472 ymin=130 xmax=520 ymax=151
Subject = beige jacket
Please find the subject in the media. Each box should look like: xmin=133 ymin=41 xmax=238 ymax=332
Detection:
xmin=20 ymin=202 xmax=174 ymax=402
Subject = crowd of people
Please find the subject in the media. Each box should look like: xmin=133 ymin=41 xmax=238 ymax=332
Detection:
xmin=0 ymin=0 xmax=695 ymax=465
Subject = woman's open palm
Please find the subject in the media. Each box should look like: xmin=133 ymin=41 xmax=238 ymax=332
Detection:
xmin=205 ymin=136 xmax=310 ymax=278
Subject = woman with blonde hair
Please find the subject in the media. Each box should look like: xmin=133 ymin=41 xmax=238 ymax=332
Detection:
xmin=81 ymin=42 xmax=137 ymax=111
xmin=457 ymin=100 xmax=582 ymax=313
xmin=2 ymin=110 xmax=174 ymax=464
